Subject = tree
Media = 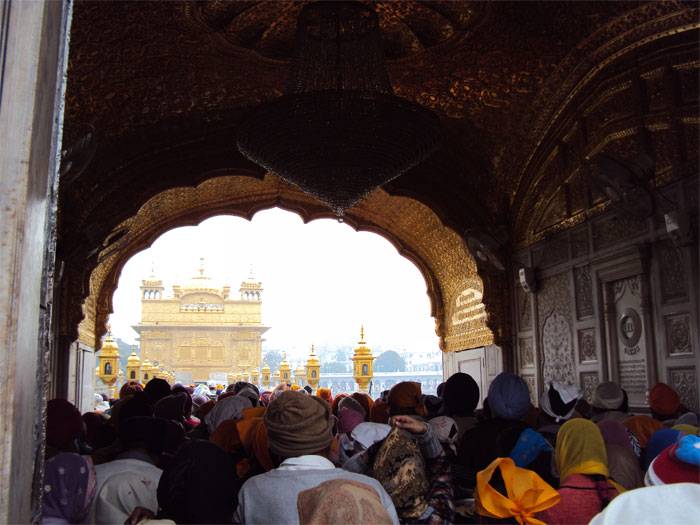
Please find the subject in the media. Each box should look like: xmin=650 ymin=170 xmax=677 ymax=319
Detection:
xmin=262 ymin=349 xmax=283 ymax=372
xmin=374 ymin=350 xmax=406 ymax=372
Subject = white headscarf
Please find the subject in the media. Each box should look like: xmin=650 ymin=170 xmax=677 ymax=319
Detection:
xmin=205 ymin=395 xmax=252 ymax=433
xmin=589 ymin=483 xmax=700 ymax=525
xmin=540 ymin=381 xmax=581 ymax=422
xmin=350 ymin=422 xmax=391 ymax=450
xmin=94 ymin=470 xmax=161 ymax=524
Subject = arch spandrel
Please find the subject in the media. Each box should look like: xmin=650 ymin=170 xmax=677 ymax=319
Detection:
xmin=79 ymin=173 xmax=495 ymax=353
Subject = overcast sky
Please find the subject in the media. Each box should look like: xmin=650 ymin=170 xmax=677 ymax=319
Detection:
xmin=110 ymin=208 xmax=440 ymax=363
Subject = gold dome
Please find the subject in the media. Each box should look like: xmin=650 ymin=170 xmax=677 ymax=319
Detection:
xmin=127 ymin=351 xmax=141 ymax=365
xmin=100 ymin=328 xmax=120 ymax=357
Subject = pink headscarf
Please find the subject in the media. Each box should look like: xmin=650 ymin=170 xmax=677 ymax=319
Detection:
xmin=337 ymin=407 xmax=364 ymax=434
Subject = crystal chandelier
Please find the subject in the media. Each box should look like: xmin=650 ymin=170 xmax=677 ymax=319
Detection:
xmin=237 ymin=1 xmax=442 ymax=216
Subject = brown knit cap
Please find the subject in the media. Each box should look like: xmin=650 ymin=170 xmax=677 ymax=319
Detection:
xmin=264 ymin=390 xmax=333 ymax=457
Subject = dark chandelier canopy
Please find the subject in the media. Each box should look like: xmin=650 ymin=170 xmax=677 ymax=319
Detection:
xmin=237 ymin=1 xmax=442 ymax=216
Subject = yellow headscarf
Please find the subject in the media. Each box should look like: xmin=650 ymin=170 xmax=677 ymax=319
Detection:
xmin=476 ymin=457 xmax=560 ymax=525
xmin=555 ymin=419 xmax=624 ymax=492
xmin=672 ymin=424 xmax=699 ymax=436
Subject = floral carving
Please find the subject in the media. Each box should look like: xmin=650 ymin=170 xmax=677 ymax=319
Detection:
xmin=519 ymin=338 xmax=535 ymax=368
xmin=578 ymin=328 xmax=597 ymax=363
xmin=669 ymin=367 xmax=698 ymax=412
xmin=665 ymin=314 xmax=692 ymax=356
xmin=574 ymin=265 xmax=593 ymax=319
xmin=523 ymin=375 xmax=537 ymax=404
xmin=580 ymin=372 xmax=600 ymax=403
xmin=542 ymin=312 xmax=575 ymax=384
xmin=658 ymin=240 xmax=686 ymax=302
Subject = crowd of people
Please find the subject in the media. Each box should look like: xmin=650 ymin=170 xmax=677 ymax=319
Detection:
xmin=42 ymin=373 xmax=699 ymax=524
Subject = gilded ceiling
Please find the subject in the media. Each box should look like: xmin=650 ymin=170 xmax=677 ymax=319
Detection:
xmin=59 ymin=0 xmax=699 ymax=351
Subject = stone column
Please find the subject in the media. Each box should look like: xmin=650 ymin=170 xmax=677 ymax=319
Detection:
xmin=0 ymin=1 xmax=71 ymax=521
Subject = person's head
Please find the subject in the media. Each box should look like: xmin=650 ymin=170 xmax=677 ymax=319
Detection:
xmin=330 ymin=393 xmax=347 ymax=416
xmin=475 ymin=457 xmax=560 ymax=523
xmin=623 ymin=415 xmax=663 ymax=449
xmin=555 ymin=418 xmax=609 ymax=481
xmin=370 ymin=399 xmax=390 ymax=424
xmin=118 ymin=416 xmax=169 ymax=460
xmin=153 ymin=393 xmax=189 ymax=425
xmin=82 ymin=412 xmax=117 ymax=450
xmin=487 ymin=373 xmax=530 ymax=421
xmin=423 ymin=395 xmax=444 ymax=419
xmin=236 ymin=386 xmax=260 ymax=407
xmin=264 ymin=390 xmax=333 ymax=464
xmin=42 ymin=453 xmax=96 ymax=523
xmin=46 ymin=399 xmax=83 ymax=454
xmin=157 ymin=440 xmax=240 ymax=524
xmin=316 ymin=387 xmax=333 ymax=406
xmin=338 ymin=395 xmax=366 ymax=419
xmin=337 ymin=406 xmax=365 ymax=435
xmin=436 ymin=382 xmax=446 ymax=398
xmin=350 ymin=392 xmax=373 ymax=420
xmin=539 ymin=381 xmax=581 ymax=424
xmin=649 ymin=383 xmax=682 ymax=421
xmin=205 ymin=394 xmax=252 ymax=433
xmin=643 ymin=428 xmax=682 ymax=470
xmin=116 ymin=391 xmax=153 ymax=428
xmin=144 ymin=378 xmax=171 ymax=405
xmin=388 ymin=382 xmax=426 ymax=417
xmin=591 ymin=381 xmax=625 ymax=413
xmin=119 ymin=381 xmax=143 ymax=399
xmin=442 ymin=372 xmax=479 ymax=417
xmin=645 ymin=435 xmax=700 ymax=486
xmin=597 ymin=420 xmax=633 ymax=451
xmin=297 ymin=479 xmax=395 ymax=525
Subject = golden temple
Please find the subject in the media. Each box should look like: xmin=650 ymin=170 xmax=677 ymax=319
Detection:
xmin=134 ymin=259 xmax=268 ymax=382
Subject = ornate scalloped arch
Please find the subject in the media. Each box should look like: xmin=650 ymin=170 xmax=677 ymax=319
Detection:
xmin=80 ymin=173 xmax=495 ymax=353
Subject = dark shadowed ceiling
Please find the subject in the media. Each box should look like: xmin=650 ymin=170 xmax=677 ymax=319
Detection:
xmin=58 ymin=0 xmax=699 ymax=344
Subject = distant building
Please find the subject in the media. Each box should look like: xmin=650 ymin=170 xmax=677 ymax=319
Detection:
xmin=134 ymin=259 xmax=268 ymax=382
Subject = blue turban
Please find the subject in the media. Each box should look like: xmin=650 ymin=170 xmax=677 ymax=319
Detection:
xmin=487 ymin=372 xmax=531 ymax=421
xmin=643 ymin=428 xmax=681 ymax=470
xmin=510 ymin=428 xmax=552 ymax=468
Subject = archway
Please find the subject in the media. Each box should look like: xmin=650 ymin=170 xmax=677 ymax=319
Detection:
xmin=77 ymin=173 xmax=496 ymax=357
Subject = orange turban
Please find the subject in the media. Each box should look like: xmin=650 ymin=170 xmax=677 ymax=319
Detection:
xmin=476 ymin=457 xmax=560 ymax=525
xmin=388 ymin=382 xmax=427 ymax=417
xmin=624 ymin=415 xmax=663 ymax=448
xmin=649 ymin=383 xmax=681 ymax=417
xmin=317 ymin=387 xmax=333 ymax=406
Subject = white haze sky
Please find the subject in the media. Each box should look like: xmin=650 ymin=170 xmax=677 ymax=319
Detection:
xmin=109 ymin=208 xmax=440 ymax=363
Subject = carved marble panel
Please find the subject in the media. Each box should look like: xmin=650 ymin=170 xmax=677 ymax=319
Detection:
xmin=574 ymin=265 xmax=593 ymax=319
xmin=517 ymin=286 xmax=532 ymax=331
xmin=522 ymin=374 xmax=537 ymax=404
xmin=542 ymin=312 xmax=575 ymax=384
xmin=665 ymin=313 xmax=693 ymax=356
xmin=578 ymin=328 xmax=597 ymax=363
xmin=571 ymin=228 xmax=589 ymax=258
xmin=669 ymin=367 xmax=698 ymax=412
xmin=538 ymin=273 xmax=574 ymax=384
xmin=580 ymin=371 xmax=600 ymax=403
xmin=658 ymin=240 xmax=687 ymax=302
xmin=592 ymin=214 xmax=647 ymax=250
xmin=519 ymin=337 xmax=535 ymax=368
